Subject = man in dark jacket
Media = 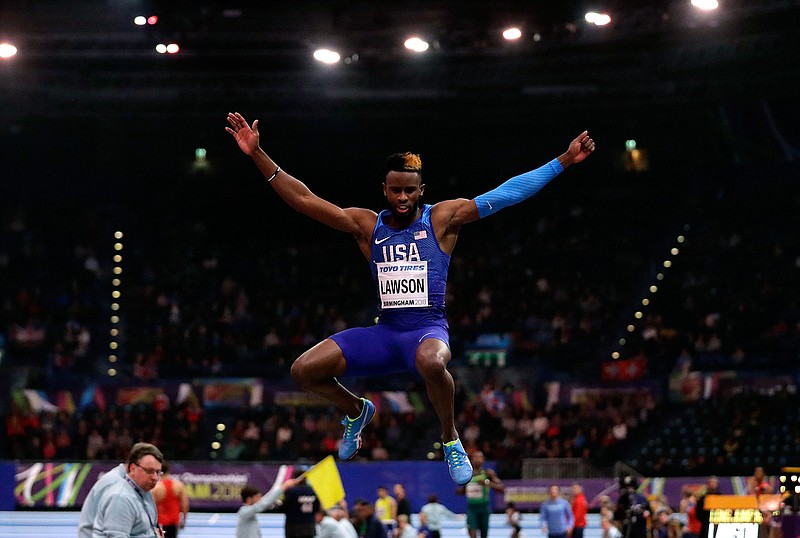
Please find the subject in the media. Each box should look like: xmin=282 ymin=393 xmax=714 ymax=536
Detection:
xmin=352 ymin=498 xmax=387 ymax=538
xmin=283 ymin=468 xmax=320 ymax=538
xmin=613 ymin=476 xmax=651 ymax=538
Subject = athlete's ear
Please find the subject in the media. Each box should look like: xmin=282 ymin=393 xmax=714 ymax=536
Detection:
xmin=382 ymin=182 xmax=387 ymax=196
xmin=419 ymin=184 xmax=425 ymax=196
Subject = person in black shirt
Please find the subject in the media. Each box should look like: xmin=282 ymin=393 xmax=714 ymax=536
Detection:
xmin=394 ymin=483 xmax=412 ymax=519
xmin=613 ymin=476 xmax=651 ymax=538
xmin=695 ymin=476 xmax=719 ymax=538
xmin=353 ymin=498 xmax=387 ymax=538
xmin=283 ymin=468 xmax=320 ymax=538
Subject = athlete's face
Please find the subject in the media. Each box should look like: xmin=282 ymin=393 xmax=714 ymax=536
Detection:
xmin=383 ymin=171 xmax=424 ymax=222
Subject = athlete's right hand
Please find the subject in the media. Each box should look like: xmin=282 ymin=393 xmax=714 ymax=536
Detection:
xmin=225 ymin=112 xmax=260 ymax=156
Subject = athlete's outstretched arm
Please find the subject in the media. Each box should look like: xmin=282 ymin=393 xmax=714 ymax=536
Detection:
xmin=434 ymin=131 xmax=596 ymax=232
xmin=226 ymin=112 xmax=375 ymax=237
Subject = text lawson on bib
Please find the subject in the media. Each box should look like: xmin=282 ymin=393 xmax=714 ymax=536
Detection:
xmin=376 ymin=260 xmax=429 ymax=309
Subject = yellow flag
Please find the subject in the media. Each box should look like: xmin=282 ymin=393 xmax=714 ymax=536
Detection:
xmin=304 ymin=455 xmax=346 ymax=510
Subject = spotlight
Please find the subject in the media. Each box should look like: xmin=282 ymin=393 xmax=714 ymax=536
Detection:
xmin=0 ymin=43 xmax=17 ymax=59
xmin=691 ymin=0 xmax=719 ymax=11
xmin=313 ymin=48 xmax=341 ymax=64
xmin=585 ymin=12 xmax=612 ymax=26
xmin=404 ymin=37 xmax=429 ymax=53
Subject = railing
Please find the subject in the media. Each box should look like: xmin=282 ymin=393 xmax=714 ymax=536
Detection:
xmin=521 ymin=458 xmax=611 ymax=479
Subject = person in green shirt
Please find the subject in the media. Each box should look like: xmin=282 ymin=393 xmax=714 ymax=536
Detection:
xmin=456 ymin=451 xmax=504 ymax=538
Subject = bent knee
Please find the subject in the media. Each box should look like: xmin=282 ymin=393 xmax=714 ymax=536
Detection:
xmin=290 ymin=353 xmax=316 ymax=386
xmin=290 ymin=342 xmax=346 ymax=384
xmin=415 ymin=352 xmax=450 ymax=377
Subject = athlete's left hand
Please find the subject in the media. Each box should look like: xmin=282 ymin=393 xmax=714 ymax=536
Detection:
xmin=566 ymin=131 xmax=595 ymax=165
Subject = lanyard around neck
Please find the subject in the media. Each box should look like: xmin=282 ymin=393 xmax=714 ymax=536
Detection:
xmin=125 ymin=475 xmax=160 ymax=537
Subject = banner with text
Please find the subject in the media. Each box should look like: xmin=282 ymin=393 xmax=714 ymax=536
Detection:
xmin=12 ymin=460 xmax=750 ymax=513
xmin=14 ymin=461 xmax=285 ymax=510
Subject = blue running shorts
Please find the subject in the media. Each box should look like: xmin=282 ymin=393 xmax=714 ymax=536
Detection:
xmin=329 ymin=324 xmax=450 ymax=378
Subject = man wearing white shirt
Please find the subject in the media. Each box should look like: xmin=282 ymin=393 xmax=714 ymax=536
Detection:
xmin=420 ymin=494 xmax=462 ymax=538
xmin=316 ymin=508 xmax=348 ymax=538
xmin=236 ymin=467 xmax=302 ymax=538
xmin=78 ymin=462 xmax=126 ymax=538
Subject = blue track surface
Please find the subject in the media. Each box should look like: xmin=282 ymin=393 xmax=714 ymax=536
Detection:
xmin=0 ymin=511 xmax=604 ymax=538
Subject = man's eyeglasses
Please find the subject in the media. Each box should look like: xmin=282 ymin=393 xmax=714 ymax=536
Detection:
xmin=133 ymin=462 xmax=164 ymax=477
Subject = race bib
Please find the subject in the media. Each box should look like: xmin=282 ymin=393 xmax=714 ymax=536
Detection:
xmin=376 ymin=261 xmax=428 ymax=309
xmin=465 ymin=482 xmax=485 ymax=499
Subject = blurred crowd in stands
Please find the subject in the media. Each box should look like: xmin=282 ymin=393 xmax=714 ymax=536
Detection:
xmin=1 ymin=161 xmax=798 ymax=478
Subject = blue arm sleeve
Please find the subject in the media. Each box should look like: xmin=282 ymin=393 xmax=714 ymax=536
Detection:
xmin=473 ymin=158 xmax=563 ymax=218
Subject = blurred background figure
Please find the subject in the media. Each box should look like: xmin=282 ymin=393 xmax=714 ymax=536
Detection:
xmin=614 ymin=477 xmax=651 ymax=538
xmin=571 ymin=484 xmax=588 ymax=538
xmin=151 ymin=461 xmax=190 ymax=538
xmin=506 ymin=502 xmax=521 ymax=538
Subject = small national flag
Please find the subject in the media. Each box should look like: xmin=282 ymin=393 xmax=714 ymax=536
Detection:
xmin=601 ymin=357 xmax=646 ymax=381
xmin=57 ymin=391 xmax=76 ymax=414
xmin=304 ymin=456 xmax=345 ymax=510
xmin=24 ymin=390 xmax=60 ymax=413
xmin=12 ymin=389 xmax=30 ymax=412
xmin=382 ymin=391 xmax=415 ymax=413
xmin=414 ymin=230 xmax=427 ymax=240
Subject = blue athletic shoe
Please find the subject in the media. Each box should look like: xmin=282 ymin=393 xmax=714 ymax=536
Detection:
xmin=338 ymin=398 xmax=376 ymax=460
xmin=443 ymin=438 xmax=473 ymax=485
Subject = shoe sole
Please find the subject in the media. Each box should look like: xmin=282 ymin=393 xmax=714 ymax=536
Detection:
xmin=454 ymin=478 xmax=471 ymax=486
xmin=343 ymin=440 xmax=361 ymax=461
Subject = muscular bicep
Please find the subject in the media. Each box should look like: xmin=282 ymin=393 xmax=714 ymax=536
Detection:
xmin=430 ymin=199 xmax=480 ymax=253
xmin=292 ymin=193 xmax=364 ymax=234
xmin=446 ymin=198 xmax=480 ymax=226
xmin=344 ymin=207 xmax=379 ymax=258
xmin=269 ymin=171 xmax=368 ymax=235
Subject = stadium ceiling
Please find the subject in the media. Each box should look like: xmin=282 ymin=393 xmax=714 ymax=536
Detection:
xmin=0 ymin=0 xmax=798 ymax=119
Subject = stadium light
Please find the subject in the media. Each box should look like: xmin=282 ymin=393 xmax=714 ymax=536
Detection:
xmin=691 ymin=0 xmax=719 ymax=11
xmin=502 ymin=27 xmax=522 ymax=41
xmin=404 ymin=37 xmax=429 ymax=53
xmin=313 ymin=48 xmax=341 ymax=64
xmin=0 ymin=43 xmax=18 ymax=59
xmin=585 ymin=12 xmax=612 ymax=26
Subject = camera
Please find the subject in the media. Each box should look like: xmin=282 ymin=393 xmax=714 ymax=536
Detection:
xmin=615 ymin=476 xmax=649 ymax=538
